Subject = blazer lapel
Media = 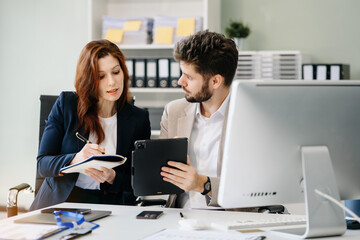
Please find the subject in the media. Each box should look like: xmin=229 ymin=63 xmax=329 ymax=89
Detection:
xmin=177 ymin=103 xmax=196 ymax=139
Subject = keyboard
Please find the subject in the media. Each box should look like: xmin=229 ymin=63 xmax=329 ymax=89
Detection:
xmin=211 ymin=215 xmax=307 ymax=231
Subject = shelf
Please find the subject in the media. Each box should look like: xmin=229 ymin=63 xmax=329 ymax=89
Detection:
xmin=117 ymin=44 xmax=174 ymax=50
xmin=130 ymin=88 xmax=183 ymax=93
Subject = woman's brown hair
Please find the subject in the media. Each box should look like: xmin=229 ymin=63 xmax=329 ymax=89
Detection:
xmin=75 ymin=39 xmax=131 ymax=144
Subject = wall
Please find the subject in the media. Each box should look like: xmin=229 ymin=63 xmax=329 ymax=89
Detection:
xmin=0 ymin=0 xmax=89 ymax=208
xmin=222 ymin=0 xmax=360 ymax=79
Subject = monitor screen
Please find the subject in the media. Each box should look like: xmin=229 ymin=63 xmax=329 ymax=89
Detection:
xmin=218 ymin=80 xmax=360 ymax=238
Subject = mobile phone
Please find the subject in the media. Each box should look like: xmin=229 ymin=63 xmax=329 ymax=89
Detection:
xmin=41 ymin=207 xmax=92 ymax=215
xmin=136 ymin=210 xmax=163 ymax=219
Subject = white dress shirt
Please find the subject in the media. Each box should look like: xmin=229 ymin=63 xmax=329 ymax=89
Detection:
xmin=184 ymin=94 xmax=230 ymax=209
xmin=75 ymin=113 xmax=117 ymax=190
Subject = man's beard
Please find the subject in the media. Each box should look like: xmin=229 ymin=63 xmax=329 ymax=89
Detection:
xmin=185 ymin=80 xmax=212 ymax=103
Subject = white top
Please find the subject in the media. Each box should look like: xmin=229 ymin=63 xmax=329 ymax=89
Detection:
xmin=75 ymin=113 xmax=117 ymax=190
xmin=184 ymin=94 xmax=230 ymax=209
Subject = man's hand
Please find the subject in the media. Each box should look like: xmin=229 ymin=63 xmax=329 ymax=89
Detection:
xmin=161 ymin=156 xmax=208 ymax=193
xmin=84 ymin=167 xmax=116 ymax=184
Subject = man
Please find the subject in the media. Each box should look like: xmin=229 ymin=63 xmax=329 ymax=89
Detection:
xmin=160 ymin=30 xmax=238 ymax=208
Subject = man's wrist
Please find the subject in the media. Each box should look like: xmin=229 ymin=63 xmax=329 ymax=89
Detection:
xmin=196 ymin=175 xmax=208 ymax=192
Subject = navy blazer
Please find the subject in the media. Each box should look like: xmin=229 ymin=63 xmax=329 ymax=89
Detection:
xmin=30 ymin=91 xmax=151 ymax=210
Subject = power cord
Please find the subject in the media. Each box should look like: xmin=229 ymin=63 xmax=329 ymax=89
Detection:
xmin=314 ymin=189 xmax=360 ymax=223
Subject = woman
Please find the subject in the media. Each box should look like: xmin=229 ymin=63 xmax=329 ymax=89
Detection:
xmin=30 ymin=40 xmax=150 ymax=210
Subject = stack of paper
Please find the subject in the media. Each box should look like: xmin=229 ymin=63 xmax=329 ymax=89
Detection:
xmin=152 ymin=15 xmax=203 ymax=45
xmin=258 ymin=51 xmax=310 ymax=80
xmin=236 ymin=51 xmax=261 ymax=79
xmin=102 ymin=16 xmax=153 ymax=45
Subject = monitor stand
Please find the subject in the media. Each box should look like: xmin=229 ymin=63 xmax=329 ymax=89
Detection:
xmin=272 ymin=146 xmax=346 ymax=239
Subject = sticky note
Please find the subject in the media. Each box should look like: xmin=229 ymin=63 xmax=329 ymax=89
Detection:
xmin=177 ymin=18 xmax=195 ymax=37
xmin=123 ymin=20 xmax=142 ymax=31
xmin=154 ymin=26 xmax=174 ymax=44
xmin=105 ymin=28 xmax=124 ymax=43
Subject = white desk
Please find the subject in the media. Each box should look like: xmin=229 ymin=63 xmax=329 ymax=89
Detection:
xmin=1 ymin=202 xmax=360 ymax=240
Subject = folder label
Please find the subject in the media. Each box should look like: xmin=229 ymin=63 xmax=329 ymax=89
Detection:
xmin=316 ymin=65 xmax=327 ymax=80
xmin=154 ymin=26 xmax=174 ymax=44
xmin=330 ymin=65 xmax=340 ymax=80
xmin=125 ymin=60 xmax=134 ymax=87
xmin=177 ymin=18 xmax=195 ymax=37
xmin=146 ymin=60 xmax=157 ymax=88
xmin=303 ymin=65 xmax=313 ymax=80
xmin=135 ymin=60 xmax=145 ymax=88
xmin=105 ymin=28 xmax=124 ymax=43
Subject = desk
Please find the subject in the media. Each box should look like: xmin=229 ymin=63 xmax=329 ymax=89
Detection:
xmin=1 ymin=202 xmax=360 ymax=240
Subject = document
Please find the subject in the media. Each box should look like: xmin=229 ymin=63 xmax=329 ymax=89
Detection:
xmin=142 ymin=229 xmax=265 ymax=240
xmin=60 ymin=155 xmax=127 ymax=175
xmin=0 ymin=222 xmax=62 ymax=240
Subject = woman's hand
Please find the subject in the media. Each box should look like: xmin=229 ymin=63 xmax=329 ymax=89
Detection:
xmin=84 ymin=167 xmax=116 ymax=184
xmin=71 ymin=143 xmax=105 ymax=165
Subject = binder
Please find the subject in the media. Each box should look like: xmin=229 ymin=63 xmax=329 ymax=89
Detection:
xmin=158 ymin=59 xmax=170 ymax=88
xmin=170 ymin=60 xmax=181 ymax=88
xmin=302 ymin=64 xmax=350 ymax=80
xmin=134 ymin=59 xmax=146 ymax=88
xmin=125 ymin=59 xmax=134 ymax=87
xmin=146 ymin=59 xmax=158 ymax=88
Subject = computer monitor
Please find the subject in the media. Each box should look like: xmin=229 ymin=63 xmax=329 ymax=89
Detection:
xmin=218 ymin=80 xmax=360 ymax=238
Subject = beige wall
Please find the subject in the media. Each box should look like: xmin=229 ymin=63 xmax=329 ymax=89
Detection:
xmin=221 ymin=0 xmax=360 ymax=79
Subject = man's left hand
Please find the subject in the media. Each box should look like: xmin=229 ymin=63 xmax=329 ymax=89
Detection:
xmin=161 ymin=156 xmax=207 ymax=192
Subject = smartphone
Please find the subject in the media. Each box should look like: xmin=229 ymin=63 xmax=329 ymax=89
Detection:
xmin=136 ymin=210 xmax=163 ymax=219
xmin=41 ymin=207 xmax=92 ymax=215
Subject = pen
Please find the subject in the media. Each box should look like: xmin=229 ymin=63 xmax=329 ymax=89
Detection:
xmin=76 ymin=132 xmax=92 ymax=144
xmin=76 ymin=132 xmax=105 ymax=154
xmin=179 ymin=212 xmax=185 ymax=219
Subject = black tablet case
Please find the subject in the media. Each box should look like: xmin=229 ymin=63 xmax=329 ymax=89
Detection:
xmin=131 ymin=138 xmax=188 ymax=196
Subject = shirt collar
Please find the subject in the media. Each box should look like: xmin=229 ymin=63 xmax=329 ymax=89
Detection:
xmin=195 ymin=92 xmax=231 ymax=119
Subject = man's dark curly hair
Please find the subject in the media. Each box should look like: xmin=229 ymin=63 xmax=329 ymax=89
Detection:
xmin=174 ymin=30 xmax=238 ymax=87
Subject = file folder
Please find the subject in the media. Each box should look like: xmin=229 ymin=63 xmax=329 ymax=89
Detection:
xmin=158 ymin=59 xmax=170 ymax=88
xmin=134 ymin=59 xmax=146 ymax=88
xmin=125 ymin=59 xmax=134 ymax=87
xmin=170 ymin=60 xmax=181 ymax=88
xmin=146 ymin=59 xmax=158 ymax=88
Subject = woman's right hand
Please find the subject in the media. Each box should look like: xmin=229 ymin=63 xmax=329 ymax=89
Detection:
xmin=70 ymin=143 xmax=105 ymax=165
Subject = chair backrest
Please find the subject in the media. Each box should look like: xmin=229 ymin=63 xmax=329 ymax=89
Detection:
xmin=35 ymin=95 xmax=59 ymax=195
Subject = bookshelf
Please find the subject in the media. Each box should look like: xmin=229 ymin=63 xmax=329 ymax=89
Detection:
xmin=88 ymin=0 xmax=220 ymax=137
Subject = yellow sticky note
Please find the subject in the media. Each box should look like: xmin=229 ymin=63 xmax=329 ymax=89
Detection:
xmin=105 ymin=28 xmax=124 ymax=43
xmin=177 ymin=18 xmax=195 ymax=37
xmin=123 ymin=20 xmax=142 ymax=31
xmin=154 ymin=26 xmax=174 ymax=44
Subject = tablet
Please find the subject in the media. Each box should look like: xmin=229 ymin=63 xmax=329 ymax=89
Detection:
xmin=131 ymin=138 xmax=188 ymax=196
xmin=15 ymin=209 xmax=112 ymax=225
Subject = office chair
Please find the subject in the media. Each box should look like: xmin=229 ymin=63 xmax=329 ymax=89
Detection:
xmin=7 ymin=95 xmax=59 ymax=217
xmin=7 ymin=94 xmax=165 ymax=217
